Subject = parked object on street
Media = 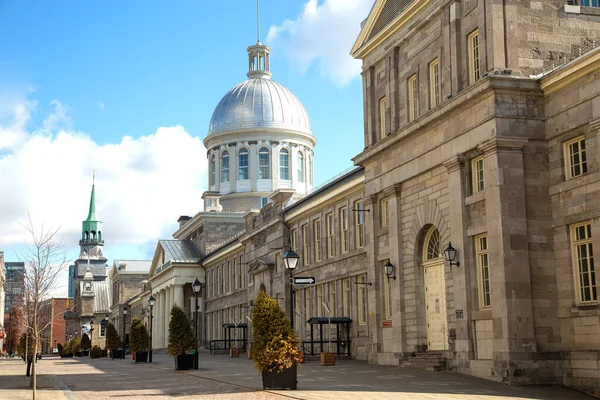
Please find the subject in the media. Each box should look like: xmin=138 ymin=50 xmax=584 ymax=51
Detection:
xmin=252 ymin=291 xmax=301 ymax=390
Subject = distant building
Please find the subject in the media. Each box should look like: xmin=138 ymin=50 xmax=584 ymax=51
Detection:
xmin=38 ymin=298 xmax=71 ymax=354
xmin=68 ymin=264 xmax=75 ymax=298
xmin=0 ymin=250 xmax=5 ymax=350
xmin=5 ymin=261 xmax=24 ymax=316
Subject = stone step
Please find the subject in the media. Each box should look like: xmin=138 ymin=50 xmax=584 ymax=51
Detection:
xmin=401 ymin=352 xmax=446 ymax=371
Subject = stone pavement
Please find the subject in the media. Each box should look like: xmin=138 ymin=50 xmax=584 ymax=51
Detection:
xmin=120 ymin=351 xmax=594 ymax=400
xmin=0 ymin=353 xmax=596 ymax=399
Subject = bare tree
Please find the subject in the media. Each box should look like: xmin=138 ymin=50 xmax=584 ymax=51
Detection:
xmin=18 ymin=215 xmax=69 ymax=399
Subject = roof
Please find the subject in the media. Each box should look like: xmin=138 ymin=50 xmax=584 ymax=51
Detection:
xmin=159 ymin=240 xmax=202 ymax=263
xmin=307 ymin=317 xmax=352 ymax=325
xmin=113 ymin=260 xmax=152 ymax=273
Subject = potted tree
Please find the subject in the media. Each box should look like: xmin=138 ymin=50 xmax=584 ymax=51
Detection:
xmin=106 ymin=323 xmax=123 ymax=359
xmin=71 ymin=336 xmax=82 ymax=357
xmin=168 ymin=306 xmax=197 ymax=370
xmin=80 ymin=333 xmax=91 ymax=357
xmin=130 ymin=317 xmax=150 ymax=363
xmin=61 ymin=341 xmax=73 ymax=358
xmin=252 ymin=291 xmax=301 ymax=390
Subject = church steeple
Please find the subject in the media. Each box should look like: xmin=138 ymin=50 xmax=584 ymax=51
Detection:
xmin=86 ymin=172 xmax=97 ymax=221
xmin=81 ymin=173 xmax=103 ymax=246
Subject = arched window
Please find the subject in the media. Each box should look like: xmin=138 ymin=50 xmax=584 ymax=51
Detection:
xmin=238 ymin=148 xmax=249 ymax=180
xmin=297 ymin=152 xmax=304 ymax=182
xmin=221 ymin=151 xmax=229 ymax=183
xmin=258 ymin=147 xmax=270 ymax=179
xmin=210 ymin=154 xmax=216 ymax=186
xmin=424 ymin=227 xmax=442 ymax=260
xmin=280 ymin=148 xmax=289 ymax=180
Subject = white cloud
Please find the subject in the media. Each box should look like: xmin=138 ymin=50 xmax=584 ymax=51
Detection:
xmin=267 ymin=0 xmax=374 ymax=87
xmin=0 ymin=98 xmax=208 ymax=258
xmin=97 ymin=101 xmax=105 ymax=111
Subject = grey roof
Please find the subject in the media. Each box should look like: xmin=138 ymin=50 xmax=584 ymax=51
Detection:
xmin=208 ymin=78 xmax=312 ymax=136
xmin=113 ymin=260 xmax=152 ymax=273
xmin=159 ymin=240 xmax=202 ymax=263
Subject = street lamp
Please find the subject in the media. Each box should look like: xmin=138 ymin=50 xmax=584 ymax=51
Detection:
xmin=148 ymin=295 xmax=155 ymax=363
xmin=192 ymin=279 xmax=201 ymax=348
xmin=122 ymin=307 xmax=128 ymax=359
xmin=104 ymin=314 xmax=109 ymax=357
xmin=283 ymin=249 xmax=299 ymax=329
xmin=383 ymin=259 xmax=396 ymax=281
xmin=443 ymin=242 xmax=460 ymax=268
xmin=89 ymin=319 xmax=94 ymax=356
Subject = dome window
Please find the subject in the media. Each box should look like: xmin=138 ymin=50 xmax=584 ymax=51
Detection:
xmin=221 ymin=151 xmax=229 ymax=182
xmin=258 ymin=147 xmax=271 ymax=179
xmin=280 ymin=148 xmax=290 ymax=180
xmin=298 ymin=152 xmax=304 ymax=182
xmin=239 ymin=149 xmax=249 ymax=180
xmin=210 ymin=155 xmax=216 ymax=186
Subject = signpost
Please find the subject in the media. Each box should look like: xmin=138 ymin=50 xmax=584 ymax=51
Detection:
xmin=292 ymin=277 xmax=316 ymax=285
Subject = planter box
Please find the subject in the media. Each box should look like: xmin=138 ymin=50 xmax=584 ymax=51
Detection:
xmin=174 ymin=354 xmax=195 ymax=370
xmin=262 ymin=364 xmax=297 ymax=390
xmin=320 ymin=352 xmax=335 ymax=366
xmin=230 ymin=347 xmax=240 ymax=358
xmin=193 ymin=352 xmax=199 ymax=370
xmin=135 ymin=351 xmax=148 ymax=363
xmin=298 ymin=352 xmax=305 ymax=364
xmin=110 ymin=350 xmax=124 ymax=359
xmin=61 ymin=354 xmax=73 ymax=358
xmin=75 ymin=351 xmax=83 ymax=357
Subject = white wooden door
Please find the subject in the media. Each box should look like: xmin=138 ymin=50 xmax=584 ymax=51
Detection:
xmin=424 ymin=261 xmax=447 ymax=351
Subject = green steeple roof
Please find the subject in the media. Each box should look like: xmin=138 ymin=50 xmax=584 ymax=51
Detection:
xmin=86 ymin=176 xmax=97 ymax=222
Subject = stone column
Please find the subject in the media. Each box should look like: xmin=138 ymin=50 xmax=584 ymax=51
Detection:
xmin=174 ymin=284 xmax=185 ymax=309
xmin=164 ymin=287 xmax=170 ymax=348
xmin=442 ymin=156 xmax=473 ymax=368
xmin=479 ymin=137 xmax=535 ymax=382
xmin=384 ymin=184 xmax=406 ymax=355
xmin=159 ymin=290 xmax=166 ymax=349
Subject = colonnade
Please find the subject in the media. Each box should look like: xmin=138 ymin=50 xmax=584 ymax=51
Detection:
xmin=151 ymin=284 xmax=185 ymax=349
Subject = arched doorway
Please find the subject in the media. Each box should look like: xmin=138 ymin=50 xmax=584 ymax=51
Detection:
xmin=422 ymin=226 xmax=448 ymax=351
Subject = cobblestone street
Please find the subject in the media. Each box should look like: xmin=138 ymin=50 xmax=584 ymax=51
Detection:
xmin=0 ymin=353 xmax=595 ymax=399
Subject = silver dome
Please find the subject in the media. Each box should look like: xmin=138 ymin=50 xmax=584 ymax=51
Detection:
xmin=208 ymin=78 xmax=312 ymax=136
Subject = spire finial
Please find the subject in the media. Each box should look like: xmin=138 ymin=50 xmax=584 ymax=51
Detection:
xmin=257 ymin=0 xmax=261 ymax=43
xmin=86 ymin=173 xmax=97 ymax=221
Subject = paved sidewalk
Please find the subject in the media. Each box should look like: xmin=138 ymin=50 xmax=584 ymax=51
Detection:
xmin=117 ymin=351 xmax=594 ymax=400
xmin=0 ymin=357 xmax=70 ymax=400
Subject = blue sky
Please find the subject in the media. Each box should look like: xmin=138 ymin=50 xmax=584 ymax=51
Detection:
xmin=0 ymin=0 xmax=373 ymax=290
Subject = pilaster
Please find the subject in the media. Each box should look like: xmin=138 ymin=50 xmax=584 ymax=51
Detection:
xmin=364 ymin=194 xmax=381 ymax=363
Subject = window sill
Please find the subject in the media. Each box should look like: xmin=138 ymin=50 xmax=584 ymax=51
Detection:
xmin=565 ymin=304 xmax=600 ymax=318
xmin=564 ymin=4 xmax=600 ymax=16
xmin=465 ymin=190 xmax=485 ymax=206
xmin=471 ymin=308 xmax=492 ymax=321
xmin=550 ymin=171 xmax=600 ymax=196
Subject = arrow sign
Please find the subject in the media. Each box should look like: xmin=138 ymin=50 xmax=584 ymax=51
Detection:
xmin=293 ymin=277 xmax=316 ymax=285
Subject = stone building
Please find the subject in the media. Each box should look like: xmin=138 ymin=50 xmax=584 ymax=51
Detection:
xmin=129 ymin=1 xmax=600 ymax=396
xmin=0 ymin=250 xmax=5 ymax=351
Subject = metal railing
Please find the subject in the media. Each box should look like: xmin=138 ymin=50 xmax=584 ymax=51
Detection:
xmin=207 ymin=339 xmax=247 ymax=354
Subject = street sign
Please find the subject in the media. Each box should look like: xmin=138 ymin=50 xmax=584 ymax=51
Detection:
xmin=292 ymin=277 xmax=316 ymax=285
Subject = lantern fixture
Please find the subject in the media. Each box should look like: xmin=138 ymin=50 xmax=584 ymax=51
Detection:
xmin=444 ymin=242 xmax=460 ymax=267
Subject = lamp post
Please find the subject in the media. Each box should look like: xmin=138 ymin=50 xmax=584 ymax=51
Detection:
xmin=282 ymin=249 xmax=299 ymax=329
xmin=122 ymin=307 xmax=128 ymax=359
xmin=148 ymin=295 xmax=155 ymax=363
xmin=192 ymin=279 xmax=201 ymax=348
xmin=89 ymin=319 xmax=94 ymax=356
xmin=104 ymin=314 xmax=109 ymax=357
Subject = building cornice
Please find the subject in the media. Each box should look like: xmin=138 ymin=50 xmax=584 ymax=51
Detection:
xmin=541 ymin=47 xmax=600 ymax=96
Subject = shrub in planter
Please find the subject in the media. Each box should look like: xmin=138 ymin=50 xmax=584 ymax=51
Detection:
xmin=90 ymin=345 xmax=103 ymax=359
xmin=130 ymin=317 xmax=150 ymax=363
xmin=252 ymin=291 xmax=301 ymax=390
xmin=70 ymin=336 xmax=82 ymax=356
xmin=105 ymin=323 xmax=122 ymax=359
xmin=61 ymin=341 xmax=72 ymax=357
xmin=168 ymin=306 xmax=197 ymax=370
xmin=80 ymin=333 xmax=91 ymax=352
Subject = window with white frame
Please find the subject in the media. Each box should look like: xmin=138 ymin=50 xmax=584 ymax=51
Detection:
xmin=340 ymin=206 xmax=349 ymax=253
xmin=326 ymin=213 xmax=334 ymax=258
xmin=571 ymin=222 xmax=597 ymax=304
xmin=429 ymin=58 xmax=440 ymax=108
xmin=298 ymin=152 xmax=304 ymax=182
xmin=357 ymin=274 xmax=367 ymax=325
xmin=329 ymin=281 xmax=336 ymax=315
xmin=383 ymin=266 xmax=392 ymax=319
xmin=468 ymin=29 xmax=481 ymax=84
xmin=564 ymin=136 xmax=587 ymax=180
xmin=261 ymin=197 xmax=268 ymax=208
xmin=258 ymin=147 xmax=271 ymax=179
xmin=234 ymin=259 xmax=238 ymax=290
xmin=379 ymin=96 xmax=387 ymax=139
xmin=100 ymin=319 xmax=107 ymax=337
xmin=579 ymin=0 xmax=600 ymax=6
xmin=291 ymin=228 xmax=298 ymax=252
xmin=210 ymin=154 xmax=216 ymax=186
xmin=476 ymin=234 xmax=491 ymax=308
xmin=280 ymin=148 xmax=290 ymax=180
xmin=238 ymin=148 xmax=249 ymax=180
xmin=302 ymin=224 xmax=310 ymax=266
xmin=342 ymin=278 xmax=350 ymax=316
xmin=221 ymin=151 xmax=229 ymax=182
xmin=408 ymin=74 xmax=418 ymax=122
xmin=380 ymin=198 xmax=389 ymax=228
xmin=472 ymin=156 xmax=485 ymax=194
xmin=240 ymin=256 xmax=245 ymax=288
xmin=354 ymin=201 xmax=365 ymax=248
xmin=314 ymin=218 xmax=322 ymax=262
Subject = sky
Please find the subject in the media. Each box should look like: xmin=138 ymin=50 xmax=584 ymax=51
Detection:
xmin=0 ymin=0 xmax=375 ymax=295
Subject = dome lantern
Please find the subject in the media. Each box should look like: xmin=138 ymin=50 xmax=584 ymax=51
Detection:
xmin=247 ymin=42 xmax=272 ymax=80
